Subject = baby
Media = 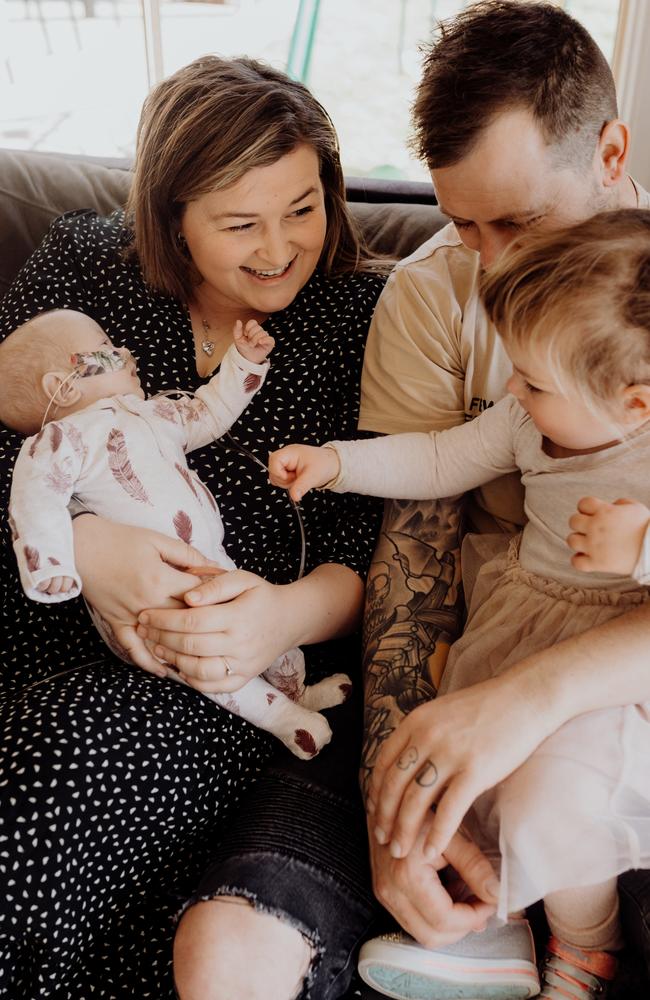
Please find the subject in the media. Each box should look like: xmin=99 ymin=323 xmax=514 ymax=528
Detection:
xmin=0 ymin=309 xmax=350 ymax=759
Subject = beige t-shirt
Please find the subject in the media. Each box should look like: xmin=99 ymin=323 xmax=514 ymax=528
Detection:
xmin=359 ymin=180 xmax=650 ymax=531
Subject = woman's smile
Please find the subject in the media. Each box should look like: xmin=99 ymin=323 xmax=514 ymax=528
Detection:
xmin=241 ymin=257 xmax=296 ymax=281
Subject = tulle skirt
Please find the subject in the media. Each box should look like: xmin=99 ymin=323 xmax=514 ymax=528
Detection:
xmin=440 ymin=534 xmax=650 ymax=918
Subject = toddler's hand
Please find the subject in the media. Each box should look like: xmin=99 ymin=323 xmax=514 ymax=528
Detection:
xmin=36 ymin=575 xmax=76 ymax=596
xmin=567 ymin=496 xmax=650 ymax=575
xmin=268 ymin=444 xmax=340 ymax=502
xmin=233 ymin=319 xmax=275 ymax=365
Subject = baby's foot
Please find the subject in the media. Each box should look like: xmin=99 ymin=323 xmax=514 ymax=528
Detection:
xmin=299 ymin=673 xmax=352 ymax=711
xmin=233 ymin=319 xmax=275 ymax=364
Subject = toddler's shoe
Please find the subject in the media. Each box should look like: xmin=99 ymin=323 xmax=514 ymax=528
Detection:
xmin=358 ymin=915 xmax=540 ymax=999
xmin=539 ymin=936 xmax=617 ymax=999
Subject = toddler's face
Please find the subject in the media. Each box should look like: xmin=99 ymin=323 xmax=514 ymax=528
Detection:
xmin=67 ymin=323 xmax=144 ymax=404
xmin=505 ymin=343 xmax=620 ymax=454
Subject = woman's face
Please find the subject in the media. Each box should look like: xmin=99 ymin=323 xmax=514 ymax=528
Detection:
xmin=180 ymin=144 xmax=327 ymax=317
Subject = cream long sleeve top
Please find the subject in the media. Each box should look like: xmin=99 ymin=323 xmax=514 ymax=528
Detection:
xmin=329 ymin=394 xmax=650 ymax=592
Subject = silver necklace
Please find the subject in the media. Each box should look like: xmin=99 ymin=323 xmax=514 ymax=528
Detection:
xmin=200 ymin=317 xmax=215 ymax=357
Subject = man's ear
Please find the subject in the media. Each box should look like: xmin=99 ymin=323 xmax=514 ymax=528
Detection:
xmin=596 ymin=119 xmax=631 ymax=190
xmin=621 ymin=384 xmax=650 ymax=426
xmin=41 ymin=371 xmax=82 ymax=410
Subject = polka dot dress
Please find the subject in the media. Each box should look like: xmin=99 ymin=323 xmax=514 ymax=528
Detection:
xmin=0 ymin=211 xmax=384 ymax=998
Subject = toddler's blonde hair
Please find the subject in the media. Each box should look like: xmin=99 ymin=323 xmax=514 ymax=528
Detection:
xmin=481 ymin=209 xmax=650 ymax=421
xmin=0 ymin=311 xmax=88 ymax=434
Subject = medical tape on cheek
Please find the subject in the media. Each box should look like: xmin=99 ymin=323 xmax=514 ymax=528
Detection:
xmin=70 ymin=348 xmax=128 ymax=377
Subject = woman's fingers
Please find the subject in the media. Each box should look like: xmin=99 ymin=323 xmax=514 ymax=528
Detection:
xmin=183 ymin=568 xmax=257 ymax=607
xmin=156 ymin=534 xmax=215 ymax=573
xmin=136 ymin=619 xmax=228 ymax=657
xmin=178 ymin=668 xmax=246 ymax=694
xmin=115 ymin=623 xmax=170 ymax=678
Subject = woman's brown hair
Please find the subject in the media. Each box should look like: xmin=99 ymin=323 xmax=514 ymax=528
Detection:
xmin=126 ymin=56 xmax=386 ymax=301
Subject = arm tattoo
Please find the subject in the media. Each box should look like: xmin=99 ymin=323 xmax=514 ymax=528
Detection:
xmin=360 ymin=495 xmax=464 ymax=798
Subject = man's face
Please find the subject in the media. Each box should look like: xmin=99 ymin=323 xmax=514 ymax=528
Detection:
xmin=431 ymin=109 xmax=607 ymax=268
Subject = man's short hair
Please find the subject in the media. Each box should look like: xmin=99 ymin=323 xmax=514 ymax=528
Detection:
xmin=412 ymin=0 xmax=618 ymax=170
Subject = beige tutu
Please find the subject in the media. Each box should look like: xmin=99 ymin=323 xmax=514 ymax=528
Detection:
xmin=440 ymin=534 xmax=650 ymax=918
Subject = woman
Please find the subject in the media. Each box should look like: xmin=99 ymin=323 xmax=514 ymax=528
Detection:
xmin=0 ymin=56 xmax=389 ymax=999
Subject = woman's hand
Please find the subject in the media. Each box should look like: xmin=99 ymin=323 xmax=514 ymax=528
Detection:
xmin=367 ymin=671 xmax=559 ymax=861
xmin=73 ymin=514 xmax=218 ymax=677
xmin=136 ymin=569 xmax=299 ymax=693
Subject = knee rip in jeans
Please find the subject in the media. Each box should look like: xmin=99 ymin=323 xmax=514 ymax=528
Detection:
xmin=178 ymin=885 xmax=323 ymax=998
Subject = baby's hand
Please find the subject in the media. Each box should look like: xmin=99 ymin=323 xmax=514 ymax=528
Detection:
xmin=268 ymin=444 xmax=340 ymax=502
xmin=567 ymin=496 xmax=650 ymax=575
xmin=233 ymin=319 xmax=275 ymax=365
xmin=36 ymin=575 xmax=77 ymax=596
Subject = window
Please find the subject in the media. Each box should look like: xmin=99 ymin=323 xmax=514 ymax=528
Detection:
xmin=1 ymin=0 xmax=641 ymax=184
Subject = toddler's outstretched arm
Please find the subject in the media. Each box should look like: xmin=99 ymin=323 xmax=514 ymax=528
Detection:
xmin=233 ymin=319 xmax=275 ymax=365
xmin=270 ymin=396 xmax=523 ymax=505
xmin=269 ymin=444 xmax=340 ymax=502
xmin=568 ymin=496 xmax=650 ymax=579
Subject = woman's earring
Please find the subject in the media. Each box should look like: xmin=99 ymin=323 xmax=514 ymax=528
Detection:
xmin=176 ymin=232 xmax=190 ymax=257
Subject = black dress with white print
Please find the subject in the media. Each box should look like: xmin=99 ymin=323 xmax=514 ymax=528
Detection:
xmin=0 ymin=210 xmax=384 ymax=998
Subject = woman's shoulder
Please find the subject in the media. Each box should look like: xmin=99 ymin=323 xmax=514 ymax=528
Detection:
xmin=0 ymin=209 xmax=139 ymax=339
xmin=46 ymin=208 xmax=133 ymax=253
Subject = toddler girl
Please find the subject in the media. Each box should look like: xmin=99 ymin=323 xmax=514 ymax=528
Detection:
xmin=269 ymin=209 xmax=650 ymax=997
xmin=1 ymin=309 xmax=350 ymax=759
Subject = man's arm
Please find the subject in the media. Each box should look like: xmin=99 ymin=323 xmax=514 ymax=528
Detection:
xmin=361 ymin=494 xmax=464 ymax=799
xmin=367 ymin=597 xmax=650 ymax=867
xmin=360 ymin=494 xmax=502 ymax=945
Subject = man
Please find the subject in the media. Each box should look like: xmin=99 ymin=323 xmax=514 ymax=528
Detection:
xmin=358 ymin=2 xmax=650 ymax=997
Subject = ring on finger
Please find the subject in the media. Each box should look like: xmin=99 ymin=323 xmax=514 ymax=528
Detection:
xmin=223 ymin=657 xmax=233 ymax=677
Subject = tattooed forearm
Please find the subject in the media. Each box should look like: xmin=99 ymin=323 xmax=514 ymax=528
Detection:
xmin=360 ymin=495 xmax=464 ymax=798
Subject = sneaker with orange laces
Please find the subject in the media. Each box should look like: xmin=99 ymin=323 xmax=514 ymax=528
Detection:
xmin=539 ymin=936 xmax=618 ymax=999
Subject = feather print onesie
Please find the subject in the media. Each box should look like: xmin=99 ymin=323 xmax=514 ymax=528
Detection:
xmin=9 ymin=344 xmax=348 ymax=758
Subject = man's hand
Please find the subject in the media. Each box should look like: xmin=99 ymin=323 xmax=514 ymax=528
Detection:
xmin=568 ymin=496 xmax=650 ymax=575
xmin=367 ymin=672 xmax=556 ymax=861
xmin=369 ymin=811 xmax=498 ymax=947
xmin=268 ymin=444 xmax=340 ymax=501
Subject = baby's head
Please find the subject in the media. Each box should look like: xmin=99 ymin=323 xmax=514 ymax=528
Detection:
xmin=481 ymin=209 xmax=650 ymax=449
xmin=0 ymin=310 xmax=143 ymax=435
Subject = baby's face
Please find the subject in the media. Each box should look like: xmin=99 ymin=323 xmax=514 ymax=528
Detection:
xmin=68 ymin=323 xmax=144 ymax=404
